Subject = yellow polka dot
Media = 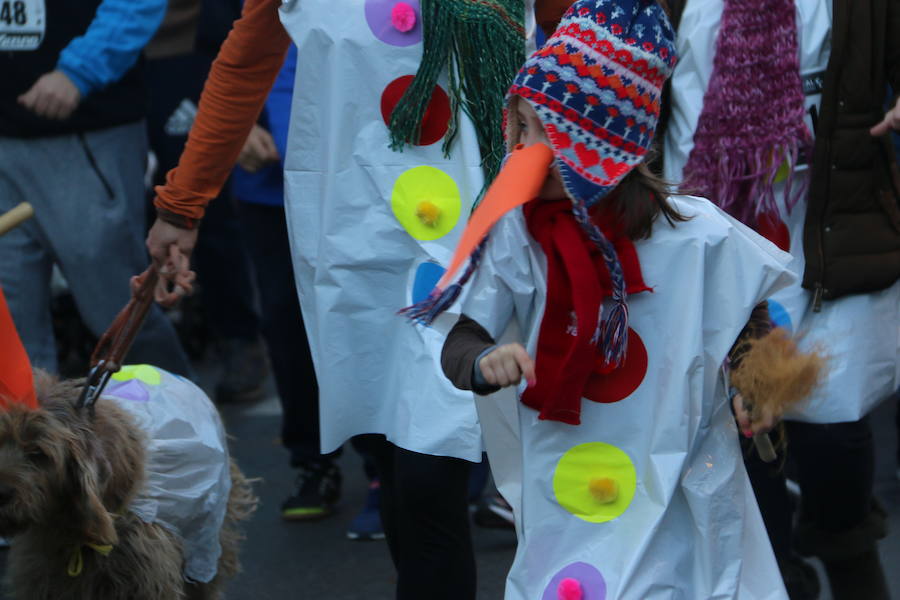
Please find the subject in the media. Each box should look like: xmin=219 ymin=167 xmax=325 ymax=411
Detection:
xmin=774 ymin=157 xmax=790 ymax=183
xmin=553 ymin=442 xmax=637 ymax=523
xmin=111 ymin=364 xmax=162 ymax=386
xmin=391 ymin=166 xmax=461 ymax=241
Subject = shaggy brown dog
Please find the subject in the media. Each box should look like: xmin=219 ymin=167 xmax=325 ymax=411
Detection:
xmin=0 ymin=373 xmax=256 ymax=600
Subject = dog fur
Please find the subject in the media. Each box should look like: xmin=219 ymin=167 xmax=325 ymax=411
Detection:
xmin=0 ymin=372 xmax=256 ymax=600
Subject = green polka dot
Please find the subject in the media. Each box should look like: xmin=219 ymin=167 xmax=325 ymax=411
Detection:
xmin=553 ymin=442 xmax=637 ymax=523
xmin=111 ymin=364 xmax=162 ymax=386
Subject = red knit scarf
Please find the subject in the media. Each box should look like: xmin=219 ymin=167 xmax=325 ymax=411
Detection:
xmin=521 ymin=198 xmax=650 ymax=425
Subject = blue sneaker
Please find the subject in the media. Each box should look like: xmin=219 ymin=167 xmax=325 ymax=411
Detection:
xmin=346 ymin=480 xmax=385 ymax=541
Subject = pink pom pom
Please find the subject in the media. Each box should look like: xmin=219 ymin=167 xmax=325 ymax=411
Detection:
xmin=558 ymin=578 xmax=583 ymax=600
xmin=391 ymin=2 xmax=417 ymax=32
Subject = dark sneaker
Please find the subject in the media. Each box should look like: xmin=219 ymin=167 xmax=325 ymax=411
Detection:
xmin=473 ymin=495 xmax=515 ymax=530
xmin=346 ymin=480 xmax=385 ymax=541
xmin=215 ymin=337 xmax=268 ymax=404
xmin=281 ymin=462 xmax=342 ymax=521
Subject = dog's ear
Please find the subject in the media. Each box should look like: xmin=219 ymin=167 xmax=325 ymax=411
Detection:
xmin=71 ymin=443 xmax=118 ymax=547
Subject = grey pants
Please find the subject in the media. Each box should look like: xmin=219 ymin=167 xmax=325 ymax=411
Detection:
xmin=0 ymin=121 xmax=192 ymax=377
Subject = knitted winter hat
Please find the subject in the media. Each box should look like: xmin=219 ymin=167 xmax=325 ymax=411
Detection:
xmin=506 ymin=0 xmax=677 ymax=364
xmin=507 ymin=0 xmax=677 ymax=206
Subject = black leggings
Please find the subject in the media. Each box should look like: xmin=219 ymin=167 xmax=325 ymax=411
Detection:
xmin=745 ymin=417 xmax=876 ymax=558
xmin=356 ymin=435 xmax=476 ymax=600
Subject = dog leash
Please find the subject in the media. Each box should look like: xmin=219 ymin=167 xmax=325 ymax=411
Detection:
xmin=76 ymin=265 xmax=160 ymax=411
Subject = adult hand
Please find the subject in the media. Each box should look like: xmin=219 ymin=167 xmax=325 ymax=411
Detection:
xmin=146 ymin=218 xmax=199 ymax=307
xmin=18 ymin=70 xmax=82 ymax=120
xmin=732 ymin=392 xmax=777 ymax=438
xmin=237 ymin=124 xmax=280 ymax=173
xmin=478 ymin=343 xmax=537 ymax=388
xmin=870 ymin=96 xmax=900 ymax=136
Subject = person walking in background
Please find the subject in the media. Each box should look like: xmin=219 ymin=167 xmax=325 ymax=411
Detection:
xmin=0 ymin=0 xmax=192 ymax=377
xmin=144 ymin=0 xmax=269 ymax=403
xmin=664 ymin=1 xmax=900 ymax=597
xmin=230 ymin=44 xmax=383 ymax=538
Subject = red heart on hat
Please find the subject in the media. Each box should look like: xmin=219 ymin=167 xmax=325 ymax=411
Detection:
xmin=546 ymin=124 xmax=572 ymax=149
xmin=574 ymin=142 xmax=600 ymax=168
xmin=601 ymin=157 xmax=629 ymax=180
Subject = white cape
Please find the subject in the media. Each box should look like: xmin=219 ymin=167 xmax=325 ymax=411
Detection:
xmin=101 ymin=365 xmax=231 ymax=584
xmin=278 ymin=0 xmax=535 ymax=460
xmin=466 ymin=197 xmax=795 ymax=599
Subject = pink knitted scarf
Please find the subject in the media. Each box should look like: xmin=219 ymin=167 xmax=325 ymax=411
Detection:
xmin=681 ymin=0 xmax=813 ymax=224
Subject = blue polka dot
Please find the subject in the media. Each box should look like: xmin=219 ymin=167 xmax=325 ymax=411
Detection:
xmin=412 ymin=262 xmax=445 ymax=305
xmin=768 ymin=300 xmax=793 ymax=333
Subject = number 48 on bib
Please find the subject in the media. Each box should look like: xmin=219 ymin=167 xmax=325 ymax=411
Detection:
xmin=0 ymin=0 xmax=44 ymax=52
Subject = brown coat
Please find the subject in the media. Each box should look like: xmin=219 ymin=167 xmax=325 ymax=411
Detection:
xmin=803 ymin=0 xmax=900 ymax=304
xmin=666 ymin=0 xmax=900 ymax=305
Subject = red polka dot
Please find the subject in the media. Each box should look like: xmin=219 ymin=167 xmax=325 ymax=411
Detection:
xmin=756 ymin=210 xmax=790 ymax=252
xmin=380 ymin=75 xmax=451 ymax=146
xmin=583 ymin=328 xmax=647 ymax=404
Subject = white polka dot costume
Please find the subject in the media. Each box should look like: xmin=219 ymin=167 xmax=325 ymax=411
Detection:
xmin=466 ymin=198 xmax=796 ymax=599
xmin=664 ymin=0 xmax=900 ymax=423
xmin=99 ymin=365 xmax=231 ymax=584
xmin=277 ymin=1 xmax=536 ymax=460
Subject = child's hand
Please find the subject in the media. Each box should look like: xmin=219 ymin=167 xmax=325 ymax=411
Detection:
xmin=479 ymin=344 xmax=536 ymax=388
xmin=732 ymin=392 xmax=778 ymax=438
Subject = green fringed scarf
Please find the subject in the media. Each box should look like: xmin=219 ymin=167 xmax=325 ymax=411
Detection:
xmin=387 ymin=0 xmax=526 ymax=187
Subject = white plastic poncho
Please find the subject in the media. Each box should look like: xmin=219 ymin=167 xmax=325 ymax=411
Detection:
xmin=664 ymin=0 xmax=900 ymax=423
xmin=100 ymin=365 xmax=231 ymax=584
xmin=465 ymin=197 xmax=795 ymax=600
xmin=277 ymin=0 xmax=535 ymax=460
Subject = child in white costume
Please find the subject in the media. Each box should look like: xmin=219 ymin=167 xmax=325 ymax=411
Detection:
xmin=424 ymin=1 xmax=797 ymax=597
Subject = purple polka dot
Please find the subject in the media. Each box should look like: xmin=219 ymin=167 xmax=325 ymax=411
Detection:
xmin=365 ymin=0 xmax=422 ymax=46
xmin=104 ymin=380 xmax=149 ymax=403
xmin=541 ymin=562 xmax=606 ymax=600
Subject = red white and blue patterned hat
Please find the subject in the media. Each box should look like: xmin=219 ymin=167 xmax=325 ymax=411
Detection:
xmin=507 ymin=0 xmax=677 ymax=206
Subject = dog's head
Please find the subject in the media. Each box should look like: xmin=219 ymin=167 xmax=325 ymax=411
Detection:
xmin=0 ymin=372 xmax=118 ymax=546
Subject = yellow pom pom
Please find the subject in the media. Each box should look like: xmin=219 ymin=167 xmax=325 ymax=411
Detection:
xmin=415 ymin=200 xmax=442 ymax=227
xmin=588 ymin=477 xmax=618 ymax=504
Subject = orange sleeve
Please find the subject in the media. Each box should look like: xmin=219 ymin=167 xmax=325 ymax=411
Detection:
xmin=535 ymin=0 xmax=576 ymax=37
xmin=153 ymin=0 xmax=291 ymax=227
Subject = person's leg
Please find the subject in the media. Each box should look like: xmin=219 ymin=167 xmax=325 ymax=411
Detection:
xmin=34 ymin=124 xmax=193 ymax=377
xmin=239 ymin=201 xmax=341 ymax=517
xmin=789 ymin=418 xmax=888 ymax=600
xmin=742 ymin=428 xmax=820 ymax=599
xmin=393 ymin=446 xmax=476 ymax=600
xmin=0 ymin=138 xmax=56 ymax=371
xmin=352 ymin=434 xmax=400 ymax=565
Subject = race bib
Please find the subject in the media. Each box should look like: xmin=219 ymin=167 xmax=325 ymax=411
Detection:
xmin=0 ymin=0 xmax=45 ymax=51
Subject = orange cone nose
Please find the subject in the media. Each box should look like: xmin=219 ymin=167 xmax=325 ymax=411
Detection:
xmin=437 ymin=143 xmax=554 ymax=288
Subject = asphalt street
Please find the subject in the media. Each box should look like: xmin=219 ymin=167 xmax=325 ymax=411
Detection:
xmin=0 ymin=374 xmax=897 ymax=599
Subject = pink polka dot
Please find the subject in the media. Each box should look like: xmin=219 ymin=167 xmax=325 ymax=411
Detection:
xmin=365 ymin=0 xmax=422 ymax=46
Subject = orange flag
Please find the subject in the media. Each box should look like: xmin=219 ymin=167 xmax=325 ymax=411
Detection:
xmin=0 ymin=285 xmax=37 ymax=410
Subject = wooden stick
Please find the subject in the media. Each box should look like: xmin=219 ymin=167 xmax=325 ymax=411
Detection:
xmin=753 ymin=433 xmax=777 ymax=463
xmin=0 ymin=202 xmax=34 ymax=237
